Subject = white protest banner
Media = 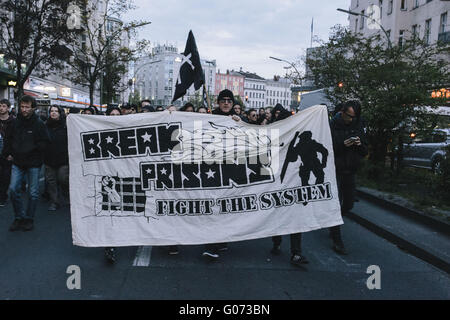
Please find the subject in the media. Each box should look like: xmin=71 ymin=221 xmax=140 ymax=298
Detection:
xmin=67 ymin=105 xmax=343 ymax=247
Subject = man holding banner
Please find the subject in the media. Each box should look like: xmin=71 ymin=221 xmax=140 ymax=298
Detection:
xmin=66 ymin=30 xmax=344 ymax=267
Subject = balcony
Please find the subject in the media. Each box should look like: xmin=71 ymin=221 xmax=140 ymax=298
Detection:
xmin=438 ymin=31 xmax=450 ymax=44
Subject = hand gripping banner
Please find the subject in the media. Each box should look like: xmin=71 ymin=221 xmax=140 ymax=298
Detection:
xmin=67 ymin=105 xmax=343 ymax=247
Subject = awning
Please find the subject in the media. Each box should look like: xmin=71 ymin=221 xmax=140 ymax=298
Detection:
xmin=24 ymin=90 xmax=41 ymax=98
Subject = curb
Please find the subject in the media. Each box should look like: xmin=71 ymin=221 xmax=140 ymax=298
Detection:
xmin=345 ymin=211 xmax=450 ymax=275
xmin=356 ymin=188 xmax=450 ymax=235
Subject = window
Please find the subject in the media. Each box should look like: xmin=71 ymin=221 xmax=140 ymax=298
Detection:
xmin=440 ymin=12 xmax=447 ymax=34
xmin=401 ymin=0 xmax=407 ymax=10
xmin=432 ymin=132 xmax=447 ymax=143
xmin=399 ymin=30 xmax=404 ymax=47
xmin=412 ymin=24 xmax=419 ymax=38
xmin=355 ymin=18 xmax=359 ymax=32
xmin=360 ymin=10 xmax=365 ymax=29
xmin=388 ymin=0 xmax=393 ymax=14
xmin=379 ymin=0 xmax=383 ymax=18
xmin=413 ymin=0 xmax=419 ymax=9
xmin=425 ymin=19 xmax=432 ymax=44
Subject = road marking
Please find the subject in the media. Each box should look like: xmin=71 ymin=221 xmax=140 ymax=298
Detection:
xmin=133 ymin=246 xmax=152 ymax=267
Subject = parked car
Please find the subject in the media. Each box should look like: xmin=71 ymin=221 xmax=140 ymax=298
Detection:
xmin=403 ymin=128 xmax=450 ymax=174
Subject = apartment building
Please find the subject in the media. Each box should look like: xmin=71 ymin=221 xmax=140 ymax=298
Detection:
xmin=265 ymin=76 xmax=292 ymax=109
xmin=348 ymin=0 xmax=449 ymax=46
xmin=240 ymin=71 xmax=266 ymax=110
xmin=135 ymin=44 xmax=216 ymax=107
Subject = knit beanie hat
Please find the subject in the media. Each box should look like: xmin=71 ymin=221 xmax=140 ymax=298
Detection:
xmin=217 ymin=89 xmax=235 ymax=104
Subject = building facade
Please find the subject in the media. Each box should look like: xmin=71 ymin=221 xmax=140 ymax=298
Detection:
xmin=0 ymin=0 xmax=133 ymax=111
xmin=347 ymin=0 xmax=449 ymax=46
xmin=239 ymin=71 xmax=266 ymax=110
xmin=265 ymin=76 xmax=292 ymax=109
xmin=135 ymin=44 xmax=216 ymax=107
xmin=214 ymin=70 xmax=245 ymax=100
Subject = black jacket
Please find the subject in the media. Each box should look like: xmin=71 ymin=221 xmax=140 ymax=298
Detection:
xmin=212 ymin=107 xmax=235 ymax=116
xmin=44 ymin=117 xmax=69 ymax=167
xmin=3 ymin=112 xmax=50 ymax=168
xmin=330 ymin=113 xmax=368 ymax=174
xmin=0 ymin=115 xmax=15 ymax=162
xmin=271 ymin=104 xmax=292 ymax=123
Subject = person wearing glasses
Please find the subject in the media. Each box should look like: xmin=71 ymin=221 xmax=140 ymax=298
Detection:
xmin=329 ymin=100 xmax=368 ymax=255
xmin=202 ymin=89 xmax=242 ymax=260
xmin=247 ymin=108 xmax=259 ymax=125
xmin=212 ymin=89 xmax=240 ymax=122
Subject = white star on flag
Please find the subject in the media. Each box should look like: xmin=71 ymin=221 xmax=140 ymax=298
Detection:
xmin=141 ymin=132 xmax=152 ymax=143
xmin=205 ymin=169 xmax=216 ymax=179
xmin=106 ymin=136 xmax=113 ymax=144
xmin=89 ymin=148 xmax=95 ymax=154
xmin=146 ymin=168 xmax=152 ymax=174
xmin=88 ymin=139 xmax=94 ymax=144
xmin=160 ymin=168 xmax=168 ymax=175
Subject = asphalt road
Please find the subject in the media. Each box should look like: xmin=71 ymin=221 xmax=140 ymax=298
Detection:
xmin=0 ymin=195 xmax=449 ymax=300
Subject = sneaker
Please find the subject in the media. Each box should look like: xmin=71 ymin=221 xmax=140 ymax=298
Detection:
xmin=270 ymin=245 xmax=281 ymax=256
xmin=21 ymin=219 xmax=34 ymax=232
xmin=9 ymin=219 xmax=23 ymax=232
xmin=332 ymin=243 xmax=348 ymax=255
xmin=48 ymin=203 xmax=58 ymax=211
xmin=290 ymin=254 xmax=309 ymax=267
xmin=168 ymin=245 xmax=179 ymax=255
xmin=104 ymin=248 xmax=116 ymax=263
xmin=202 ymin=251 xmax=219 ymax=260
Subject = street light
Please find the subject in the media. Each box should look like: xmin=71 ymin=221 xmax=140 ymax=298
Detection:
xmin=337 ymin=8 xmax=392 ymax=48
xmin=269 ymin=56 xmax=303 ymax=110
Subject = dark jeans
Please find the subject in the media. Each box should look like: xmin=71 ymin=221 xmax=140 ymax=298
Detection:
xmin=45 ymin=165 xmax=69 ymax=206
xmin=272 ymin=233 xmax=302 ymax=255
xmin=0 ymin=159 xmax=12 ymax=202
xmin=9 ymin=165 xmax=41 ymax=220
xmin=329 ymin=171 xmax=356 ymax=245
xmin=336 ymin=171 xmax=356 ymax=213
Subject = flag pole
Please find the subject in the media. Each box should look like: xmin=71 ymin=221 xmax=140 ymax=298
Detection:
xmin=203 ymin=83 xmax=212 ymax=112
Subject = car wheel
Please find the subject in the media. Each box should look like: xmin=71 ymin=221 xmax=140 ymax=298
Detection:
xmin=432 ymin=158 xmax=443 ymax=175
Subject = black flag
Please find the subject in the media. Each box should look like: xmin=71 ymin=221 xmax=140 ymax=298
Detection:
xmin=172 ymin=31 xmax=205 ymax=102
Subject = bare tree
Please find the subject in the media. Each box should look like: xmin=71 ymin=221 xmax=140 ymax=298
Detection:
xmin=66 ymin=0 xmax=150 ymax=107
xmin=0 ymin=0 xmax=82 ymax=100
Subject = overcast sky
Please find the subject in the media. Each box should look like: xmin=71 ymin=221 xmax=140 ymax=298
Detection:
xmin=124 ymin=0 xmax=350 ymax=79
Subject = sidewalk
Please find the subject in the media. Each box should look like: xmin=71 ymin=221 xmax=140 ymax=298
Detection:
xmin=348 ymin=186 xmax=450 ymax=274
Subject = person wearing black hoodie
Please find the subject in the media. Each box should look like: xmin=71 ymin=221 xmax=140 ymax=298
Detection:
xmin=0 ymin=99 xmax=14 ymax=206
xmin=271 ymin=103 xmax=291 ymax=123
xmin=44 ymin=106 xmax=69 ymax=211
xmin=329 ymin=100 xmax=368 ymax=255
xmin=3 ymin=95 xmax=50 ymax=231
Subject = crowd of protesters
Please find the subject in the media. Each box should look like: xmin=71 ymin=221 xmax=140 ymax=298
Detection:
xmin=0 ymin=90 xmax=367 ymax=267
